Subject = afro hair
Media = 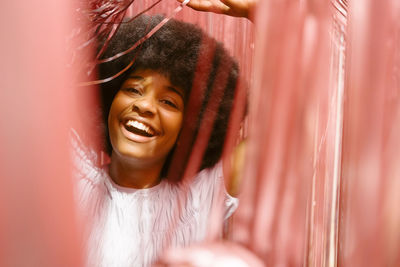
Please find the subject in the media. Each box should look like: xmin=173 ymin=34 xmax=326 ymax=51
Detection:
xmin=98 ymin=14 xmax=239 ymax=181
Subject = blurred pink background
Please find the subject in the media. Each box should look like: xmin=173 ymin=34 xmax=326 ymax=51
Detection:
xmin=1 ymin=0 xmax=399 ymax=266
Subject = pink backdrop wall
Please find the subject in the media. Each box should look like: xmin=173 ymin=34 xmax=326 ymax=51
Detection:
xmin=1 ymin=0 xmax=400 ymax=266
xmin=0 ymin=0 xmax=83 ymax=266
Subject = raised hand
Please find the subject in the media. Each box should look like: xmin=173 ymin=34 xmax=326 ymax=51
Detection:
xmin=179 ymin=0 xmax=256 ymax=20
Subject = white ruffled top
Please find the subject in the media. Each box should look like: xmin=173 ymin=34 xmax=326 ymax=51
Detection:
xmin=70 ymin=130 xmax=238 ymax=267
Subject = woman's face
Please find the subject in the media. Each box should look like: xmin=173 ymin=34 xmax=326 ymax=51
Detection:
xmin=108 ymin=69 xmax=185 ymax=166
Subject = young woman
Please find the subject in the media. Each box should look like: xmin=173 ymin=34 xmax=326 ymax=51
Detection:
xmin=72 ymin=14 xmax=242 ymax=267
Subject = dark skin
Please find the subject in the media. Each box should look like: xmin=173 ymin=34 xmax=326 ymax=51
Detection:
xmin=178 ymin=0 xmax=257 ymax=21
xmin=108 ymin=0 xmax=255 ymax=192
xmin=108 ymin=69 xmax=185 ymax=189
xmin=107 ymin=68 xmax=245 ymax=196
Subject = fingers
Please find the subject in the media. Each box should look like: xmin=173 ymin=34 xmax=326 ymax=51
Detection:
xmin=178 ymin=0 xmax=229 ymax=14
xmin=218 ymin=0 xmax=251 ymax=17
xmin=186 ymin=0 xmax=215 ymax=12
xmin=177 ymin=0 xmax=254 ymax=20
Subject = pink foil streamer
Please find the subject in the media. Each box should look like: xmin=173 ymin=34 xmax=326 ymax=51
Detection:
xmin=78 ymin=0 xmax=198 ymax=84
xmin=0 ymin=0 xmax=86 ymax=266
xmin=339 ymin=0 xmax=400 ymax=266
xmin=11 ymin=0 xmax=400 ymax=266
xmin=167 ymin=35 xmax=217 ymax=182
xmin=230 ymin=0 xmax=400 ymax=266
xmin=231 ymin=0 xmax=342 ymax=265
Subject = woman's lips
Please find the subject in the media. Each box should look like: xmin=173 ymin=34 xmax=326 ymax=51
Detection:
xmin=120 ymin=122 xmax=158 ymax=143
xmin=124 ymin=119 xmax=156 ymax=136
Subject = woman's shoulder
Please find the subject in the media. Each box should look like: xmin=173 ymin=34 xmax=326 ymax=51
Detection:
xmin=184 ymin=162 xmax=239 ymax=219
xmin=69 ymin=129 xmax=110 ymax=196
xmin=187 ymin=161 xmax=226 ymax=194
xmin=70 ymin=129 xmax=103 ymax=178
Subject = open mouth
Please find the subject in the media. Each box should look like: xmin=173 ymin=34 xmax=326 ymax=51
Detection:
xmin=123 ymin=119 xmax=157 ymax=137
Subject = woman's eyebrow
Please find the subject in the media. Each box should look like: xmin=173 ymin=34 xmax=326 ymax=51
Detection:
xmin=128 ymin=75 xmax=144 ymax=80
xmin=166 ymin=86 xmax=184 ymax=99
xmin=127 ymin=75 xmax=184 ymax=99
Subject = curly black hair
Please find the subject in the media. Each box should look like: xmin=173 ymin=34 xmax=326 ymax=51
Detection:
xmin=98 ymin=14 xmax=239 ymax=181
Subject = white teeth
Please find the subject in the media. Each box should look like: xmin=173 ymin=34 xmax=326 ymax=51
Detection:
xmin=126 ymin=120 xmax=155 ymax=135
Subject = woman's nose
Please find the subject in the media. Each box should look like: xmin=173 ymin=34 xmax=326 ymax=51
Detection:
xmin=132 ymin=96 xmax=156 ymax=116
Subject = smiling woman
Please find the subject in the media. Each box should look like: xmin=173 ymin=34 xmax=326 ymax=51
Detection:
xmin=108 ymin=69 xmax=185 ymax=188
xmin=72 ymin=14 xmax=243 ymax=267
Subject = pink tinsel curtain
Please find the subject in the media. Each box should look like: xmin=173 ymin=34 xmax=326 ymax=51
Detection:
xmin=0 ymin=1 xmax=84 ymax=266
xmin=232 ymin=0 xmax=400 ymax=266
xmin=1 ymin=0 xmax=399 ymax=266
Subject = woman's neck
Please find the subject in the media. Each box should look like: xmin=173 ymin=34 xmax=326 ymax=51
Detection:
xmin=109 ymin=153 xmax=164 ymax=189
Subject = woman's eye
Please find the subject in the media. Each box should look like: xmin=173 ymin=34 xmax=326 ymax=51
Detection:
xmin=160 ymin=99 xmax=178 ymax=109
xmin=125 ymin=87 xmax=141 ymax=95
